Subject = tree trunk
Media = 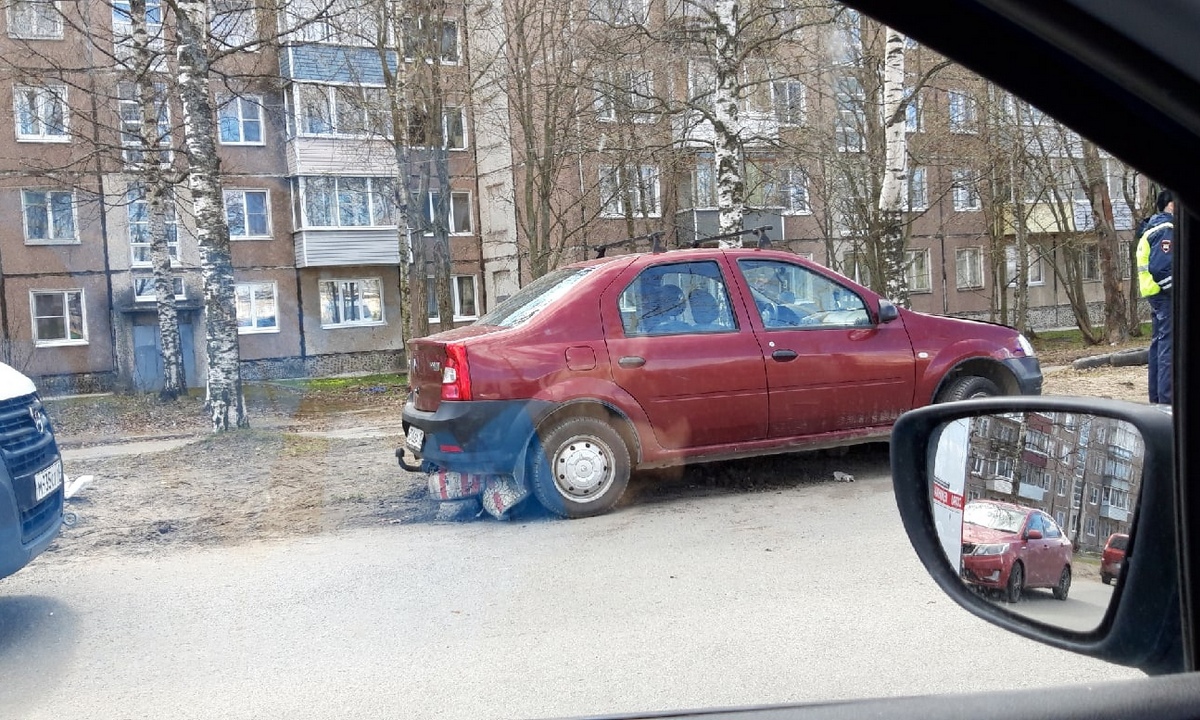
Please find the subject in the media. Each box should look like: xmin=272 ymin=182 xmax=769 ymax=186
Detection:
xmin=174 ymin=0 xmax=248 ymax=430
xmin=877 ymin=27 xmax=909 ymax=308
xmin=1081 ymin=139 xmax=1128 ymax=344
xmin=712 ymin=0 xmax=745 ymax=244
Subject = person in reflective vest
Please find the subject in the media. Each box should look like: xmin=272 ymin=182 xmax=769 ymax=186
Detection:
xmin=1136 ymin=190 xmax=1175 ymax=403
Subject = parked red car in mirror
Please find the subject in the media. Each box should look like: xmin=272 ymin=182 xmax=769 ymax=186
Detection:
xmin=400 ymin=246 xmax=1042 ymax=519
xmin=1101 ymin=532 xmax=1129 ymax=585
xmin=961 ymin=499 xmax=1073 ymax=603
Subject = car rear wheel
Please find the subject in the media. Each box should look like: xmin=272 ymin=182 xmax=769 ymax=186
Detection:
xmin=1004 ymin=562 xmax=1024 ymax=603
xmin=529 ymin=417 xmax=631 ymax=519
xmin=1053 ymin=565 xmax=1071 ymax=600
xmin=1101 ymin=572 xmax=1113 ymax=585
xmin=938 ymin=375 xmax=1001 ymax=402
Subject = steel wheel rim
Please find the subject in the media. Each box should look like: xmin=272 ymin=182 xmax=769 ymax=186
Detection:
xmin=552 ymin=434 xmax=614 ymax=503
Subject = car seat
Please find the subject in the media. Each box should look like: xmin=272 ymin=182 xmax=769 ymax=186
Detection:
xmin=641 ymin=284 xmax=690 ymax=333
xmin=687 ymin=288 xmax=723 ymax=330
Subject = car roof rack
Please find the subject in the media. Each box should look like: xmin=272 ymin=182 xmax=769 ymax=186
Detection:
xmin=593 ymin=231 xmax=665 ymax=258
xmin=689 ymin=226 xmax=774 ymax=249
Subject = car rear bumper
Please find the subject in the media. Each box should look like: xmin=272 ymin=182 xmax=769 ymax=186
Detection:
xmin=1004 ymin=356 xmax=1043 ymax=395
xmin=401 ymin=398 xmax=553 ymax=476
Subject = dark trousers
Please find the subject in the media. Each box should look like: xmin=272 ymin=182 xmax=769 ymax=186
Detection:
xmin=1149 ymin=293 xmax=1173 ymax=404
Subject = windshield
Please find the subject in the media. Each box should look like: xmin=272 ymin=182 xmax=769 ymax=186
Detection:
xmin=477 ymin=267 xmax=593 ymax=327
xmin=964 ymin=502 xmax=1028 ymax=533
xmin=2 ymin=0 xmax=1159 ymax=716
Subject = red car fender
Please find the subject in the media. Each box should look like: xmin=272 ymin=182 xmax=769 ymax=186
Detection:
xmin=917 ymin=339 xmax=1023 ymax=402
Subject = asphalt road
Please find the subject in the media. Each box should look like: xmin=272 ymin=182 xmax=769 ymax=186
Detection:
xmin=0 ymin=460 xmax=1142 ymax=720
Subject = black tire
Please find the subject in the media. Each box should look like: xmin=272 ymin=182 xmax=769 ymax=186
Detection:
xmin=938 ymin=375 xmax=1002 ymax=403
xmin=1101 ymin=572 xmax=1113 ymax=586
xmin=529 ymin=417 xmax=631 ymax=519
xmin=1053 ymin=565 xmax=1071 ymax=601
xmin=1004 ymin=562 xmax=1024 ymax=603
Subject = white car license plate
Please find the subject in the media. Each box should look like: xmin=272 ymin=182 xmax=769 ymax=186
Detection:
xmin=406 ymin=426 xmax=425 ymax=452
xmin=34 ymin=459 xmax=63 ymax=502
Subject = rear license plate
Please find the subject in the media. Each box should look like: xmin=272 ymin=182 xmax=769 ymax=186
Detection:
xmin=406 ymin=426 xmax=425 ymax=452
xmin=34 ymin=460 xmax=63 ymax=502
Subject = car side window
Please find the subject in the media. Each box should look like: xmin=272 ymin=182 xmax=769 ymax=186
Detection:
xmin=1042 ymin=513 xmax=1062 ymax=538
xmin=619 ymin=261 xmax=737 ymax=336
xmin=736 ymin=258 xmax=871 ymax=329
xmin=1027 ymin=513 xmax=1046 ymax=536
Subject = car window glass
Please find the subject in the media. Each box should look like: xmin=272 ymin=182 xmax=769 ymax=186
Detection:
xmin=619 ymin=260 xmax=736 ymax=336
xmin=478 ymin=266 xmax=593 ymax=327
xmin=1042 ymin=513 xmax=1062 ymax=538
xmin=736 ymin=258 xmax=870 ymax=329
xmin=1026 ymin=513 xmax=1045 ymax=535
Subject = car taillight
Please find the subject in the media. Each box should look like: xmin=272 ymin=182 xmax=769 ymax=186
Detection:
xmin=441 ymin=343 xmax=472 ymax=401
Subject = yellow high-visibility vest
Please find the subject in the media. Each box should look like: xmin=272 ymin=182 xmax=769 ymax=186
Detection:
xmin=1137 ymin=222 xmax=1173 ymax=298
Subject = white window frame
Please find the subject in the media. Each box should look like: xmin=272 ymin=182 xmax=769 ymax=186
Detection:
xmin=426 ymin=275 xmax=480 ymax=323
xmin=772 ymin=80 xmax=805 ymax=126
xmin=235 ymin=281 xmax=279 ymax=334
xmin=599 ymin=165 xmax=661 ymax=218
xmin=401 ymin=17 xmax=460 ymax=64
xmin=443 ymin=106 xmax=467 ymax=150
xmin=211 ymin=0 xmax=258 ymax=49
xmin=1082 ymin=242 xmax=1101 ymax=282
xmin=118 ymin=81 xmax=171 ymax=166
xmin=785 ymin=168 xmax=810 ymax=215
xmin=300 ymin=176 xmax=396 ymax=229
xmin=296 ymin=83 xmax=388 ymax=138
xmin=905 ymin=248 xmax=932 ymax=293
xmin=904 ymin=88 xmax=923 ymax=132
xmin=217 ymin=95 xmax=264 ymax=145
xmin=224 ymin=188 xmax=272 ymax=239
xmin=952 ymin=168 xmax=981 ymax=212
xmin=127 ymin=185 xmax=179 ymax=267
xmin=956 ymin=247 xmax=985 ymax=290
xmin=413 ymin=190 xmax=472 ymax=235
xmin=8 ymin=0 xmax=63 ymax=39
xmin=834 ymin=75 xmax=865 ymax=152
xmin=948 ymin=90 xmax=977 ymax=134
xmin=22 ymin=189 xmax=77 ymax=244
xmin=904 ymin=166 xmax=928 ymax=211
xmin=133 ymin=275 xmax=185 ymax=301
xmin=30 ymin=288 xmax=86 ymax=346
xmin=588 ymin=0 xmax=647 ymax=25
xmin=111 ymin=0 xmax=164 ymax=60
xmin=14 ymin=83 xmax=68 ymax=141
xmin=319 ymin=277 xmax=385 ymax=328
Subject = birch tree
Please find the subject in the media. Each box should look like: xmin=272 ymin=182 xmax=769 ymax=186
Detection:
xmin=876 ymin=25 xmax=908 ymax=306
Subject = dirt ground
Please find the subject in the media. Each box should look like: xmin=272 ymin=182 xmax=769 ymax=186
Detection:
xmin=41 ymin=346 xmax=1151 ymax=560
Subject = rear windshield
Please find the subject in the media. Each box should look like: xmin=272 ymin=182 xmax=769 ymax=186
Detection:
xmin=478 ymin=266 xmax=593 ymax=327
xmin=1109 ymin=535 xmax=1129 ymax=550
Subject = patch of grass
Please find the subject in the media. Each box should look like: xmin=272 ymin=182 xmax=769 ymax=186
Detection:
xmin=1032 ymin=323 xmax=1151 ymax=346
xmin=270 ymin=373 xmax=408 ymax=392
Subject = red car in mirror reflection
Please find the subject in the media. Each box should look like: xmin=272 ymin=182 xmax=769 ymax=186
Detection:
xmin=961 ymin=499 xmax=1073 ymax=603
xmin=1100 ymin=533 xmax=1129 ymax=585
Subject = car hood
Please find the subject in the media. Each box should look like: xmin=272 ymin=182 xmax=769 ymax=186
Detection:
xmin=963 ymin=524 xmax=1020 ymax=545
xmin=0 ymin=362 xmax=36 ymax=400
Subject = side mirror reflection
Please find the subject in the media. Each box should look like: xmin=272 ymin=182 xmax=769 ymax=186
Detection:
xmin=929 ymin=411 xmax=1143 ymax=632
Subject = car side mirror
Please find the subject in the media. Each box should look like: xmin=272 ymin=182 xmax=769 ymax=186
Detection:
xmin=1026 ymin=529 xmax=1043 ymax=540
xmin=878 ymin=300 xmax=899 ymax=323
xmin=891 ymin=396 xmax=1182 ymax=675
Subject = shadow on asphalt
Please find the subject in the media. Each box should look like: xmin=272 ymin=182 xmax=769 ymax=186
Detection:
xmin=0 ymin=594 xmax=77 ymax=714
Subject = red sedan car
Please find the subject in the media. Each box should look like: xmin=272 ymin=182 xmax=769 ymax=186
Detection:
xmin=1101 ymin=533 xmax=1129 ymax=585
xmin=401 ymin=245 xmax=1042 ymax=518
xmin=961 ymin=499 xmax=1073 ymax=603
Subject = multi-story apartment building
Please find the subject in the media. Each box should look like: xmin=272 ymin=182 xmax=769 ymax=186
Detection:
xmin=0 ymin=0 xmax=1143 ymax=394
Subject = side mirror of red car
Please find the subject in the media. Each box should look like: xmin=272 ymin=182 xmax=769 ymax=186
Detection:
xmin=1026 ymin=529 xmax=1043 ymax=540
xmin=891 ymin=396 xmax=1181 ymax=674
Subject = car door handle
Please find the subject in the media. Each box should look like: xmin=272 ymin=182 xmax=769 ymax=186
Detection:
xmin=618 ymin=356 xmax=646 ymax=368
xmin=771 ymin=350 xmax=798 ymax=362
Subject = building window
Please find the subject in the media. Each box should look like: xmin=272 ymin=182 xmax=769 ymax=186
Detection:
xmin=952 ymin=168 xmax=981 ymax=211
xmin=443 ymin=107 xmax=467 ymax=149
xmin=1089 ymin=486 xmax=1100 ymax=504
xmin=111 ymin=0 xmax=163 ymax=59
xmin=956 ymin=247 xmax=984 ymax=289
xmin=905 ymin=249 xmax=931 ymax=293
xmin=127 ymin=184 xmax=179 ymax=266
xmin=904 ymin=88 xmax=923 ymax=132
xmin=301 ymin=176 xmax=396 ymax=228
xmin=843 ymin=252 xmax=870 ymax=287
xmin=319 ymin=278 xmax=383 ymax=327
xmin=297 ymin=84 xmax=388 ymax=137
xmin=587 ymin=0 xmax=646 ymax=25
xmin=402 ymin=17 xmax=459 ymax=63
xmin=8 ymin=0 xmax=63 ymax=39
xmin=235 ymin=282 xmax=278 ymax=333
xmin=22 ymin=189 xmax=75 ymax=244
xmin=834 ymin=74 xmax=865 ymax=152
xmin=287 ymin=0 xmax=377 ymax=45
xmin=772 ymin=81 xmax=805 ymax=126
xmin=134 ymin=276 xmax=185 ymax=301
xmin=1082 ymin=243 xmax=1101 ymax=281
xmin=211 ymin=0 xmax=257 ymax=48
xmin=904 ymin=166 xmax=928 ymax=211
xmin=594 ymin=68 xmax=655 ymax=123
xmin=1085 ymin=515 xmax=1097 ymax=537
xmin=31 ymin=289 xmax=85 ymax=345
xmin=118 ymin=81 xmax=170 ymax=165
xmin=218 ymin=95 xmax=264 ymax=144
xmin=224 ymin=189 xmax=271 ymax=238
xmin=426 ymin=275 xmax=479 ymax=322
xmin=412 ymin=191 xmax=472 ymax=235
xmin=600 ymin=165 xmax=660 ymax=218
xmin=948 ymin=90 xmax=977 ymax=133
xmin=14 ymin=84 xmax=68 ymax=141
xmin=1005 ymin=246 xmax=1045 ymax=286
xmin=785 ymin=168 xmax=810 ymax=214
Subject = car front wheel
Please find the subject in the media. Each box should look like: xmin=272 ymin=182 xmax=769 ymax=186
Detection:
xmin=938 ymin=375 xmax=1001 ymax=402
xmin=530 ymin=417 xmax=631 ymax=519
xmin=1004 ymin=562 xmax=1024 ymax=603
